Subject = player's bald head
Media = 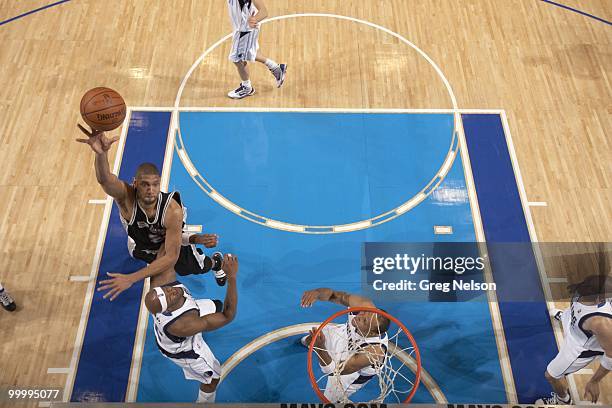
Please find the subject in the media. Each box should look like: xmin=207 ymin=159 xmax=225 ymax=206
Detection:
xmin=144 ymin=288 xmax=163 ymax=314
xmin=135 ymin=162 xmax=160 ymax=179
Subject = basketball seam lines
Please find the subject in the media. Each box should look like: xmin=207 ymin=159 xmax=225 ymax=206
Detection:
xmin=83 ymin=103 xmax=126 ymax=119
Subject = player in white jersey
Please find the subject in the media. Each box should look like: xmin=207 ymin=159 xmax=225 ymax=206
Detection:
xmin=144 ymin=253 xmax=239 ymax=403
xmin=300 ymin=288 xmax=390 ymax=402
xmin=226 ymin=0 xmax=287 ymax=99
xmin=536 ymin=274 xmax=612 ymax=404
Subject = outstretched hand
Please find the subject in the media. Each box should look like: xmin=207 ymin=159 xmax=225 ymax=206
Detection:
xmin=76 ymin=124 xmax=119 ymax=154
xmin=223 ymin=253 xmax=239 ymax=279
xmin=300 ymin=289 xmax=320 ymax=308
xmin=98 ymin=272 xmax=134 ymax=301
xmin=309 ymin=327 xmax=326 ymax=350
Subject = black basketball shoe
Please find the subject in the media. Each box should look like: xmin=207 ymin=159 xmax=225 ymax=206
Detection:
xmin=0 ymin=288 xmax=16 ymax=312
xmin=212 ymin=252 xmax=227 ymax=286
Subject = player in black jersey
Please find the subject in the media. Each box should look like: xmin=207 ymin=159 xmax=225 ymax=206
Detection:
xmin=77 ymin=125 xmax=227 ymax=301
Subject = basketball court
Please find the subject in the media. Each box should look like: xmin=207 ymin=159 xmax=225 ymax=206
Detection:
xmin=0 ymin=1 xmax=610 ymax=407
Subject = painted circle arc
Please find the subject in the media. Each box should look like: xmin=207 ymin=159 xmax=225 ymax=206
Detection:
xmin=174 ymin=14 xmax=460 ymax=234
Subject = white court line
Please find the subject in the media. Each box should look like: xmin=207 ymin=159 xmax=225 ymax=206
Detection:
xmin=125 ymin=279 xmax=150 ymax=402
xmin=455 ymin=118 xmax=486 ymax=243
xmin=47 ymin=368 xmax=71 ymax=374
xmin=131 ymin=106 xmax=505 ymax=114
xmin=38 ymin=402 xmax=51 ymax=407
xmin=500 ymin=111 xmax=580 ymax=401
xmin=126 ymin=109 xmax=177 ymax=402
xmin=184 ymin=224 xmax=202 ymax=233
xmin=63 ymin=109 xmax=131 ymax=402
xmin=456 ymin=112 xmax=517 ymax=402
xmin=87 ymin=199 xmax=107 ymax=205
xmin=433 ymin=225 xmax=453 ymax=234
xmin=575 ymin=368 xmax=594 ymax=375
xmin=176 ymin=148 xmax=198 ymax=177
xmin=160 ymin=111 xmax=176 ymax=189
xmin=333 ymin=220 xmax=371 ymax=232
xmin=396 ymin=193 xmax=426 ymax=215
xmin=528 ymin=201 xmax=548 ymax=207
xmin=266 ymin=219 xmax=305 ymax=232
xmin=69 ymin=276 xmax=91 ymax=282
xmin=546 ymin=277 xmax=568 ymax=283
xmin=209 ymin=191 xmax=242 ymax=214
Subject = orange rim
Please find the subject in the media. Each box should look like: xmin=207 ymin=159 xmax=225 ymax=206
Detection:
xmin=307 ymin=306 xmax=421 ymax=403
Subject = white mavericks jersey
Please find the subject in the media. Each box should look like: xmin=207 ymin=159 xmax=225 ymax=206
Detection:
xmin=321 ymin=312 xmax=390 ymax=401
xmin=565 ymin=294 xmax=612 ymax=352
xmin=346 ymin=312 xmax=389 ymax=378
xmin=227 ymin=0 xmax=259 ymax=32
xmin=152 ymin=282 xmax=218 ymax=359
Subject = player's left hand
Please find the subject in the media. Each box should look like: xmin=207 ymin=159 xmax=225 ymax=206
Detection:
xmin=98 ymin=272 xmax=134 ymax=301
xmin=310 ymin=327 xmax=325 ymax=350
xmin=248 ymin=16 xmax=258 ymax=28
xmin=584 ymin=380 xmax=600 ymax=403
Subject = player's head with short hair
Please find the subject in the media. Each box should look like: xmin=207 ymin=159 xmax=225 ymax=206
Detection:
xmin=135 ymin=163 xmax=160 ymax=178
xmin=568 ymin=274 xmax=610 ymax=302
xmin=144 ymin=286 xmax=185 ymax=314
xmin=353 ymin=309 xmax=391 ymax=337
xmin=134 ymin=162 xmax=161 ymax=206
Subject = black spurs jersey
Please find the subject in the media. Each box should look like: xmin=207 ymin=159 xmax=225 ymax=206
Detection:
xmin=121 ymin=191 xmax=183 ymax=263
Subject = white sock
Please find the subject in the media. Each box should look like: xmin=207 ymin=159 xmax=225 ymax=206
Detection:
xmin=241 ymin=80 xmax=252 ymax=89
xmin=197 ymin=389 xmax=216 ymax=403
xmin=0 ymin=283 xmax=4 ymax=291
xmin=265 ymin=58 xmax=279 ymax=71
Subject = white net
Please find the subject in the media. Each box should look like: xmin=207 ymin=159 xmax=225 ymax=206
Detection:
xmin=309 ymin=310 xmax=420 ymax=403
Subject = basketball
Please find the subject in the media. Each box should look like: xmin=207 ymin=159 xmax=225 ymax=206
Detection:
xmin=80 ymin=87 xmax=126 ymax=131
